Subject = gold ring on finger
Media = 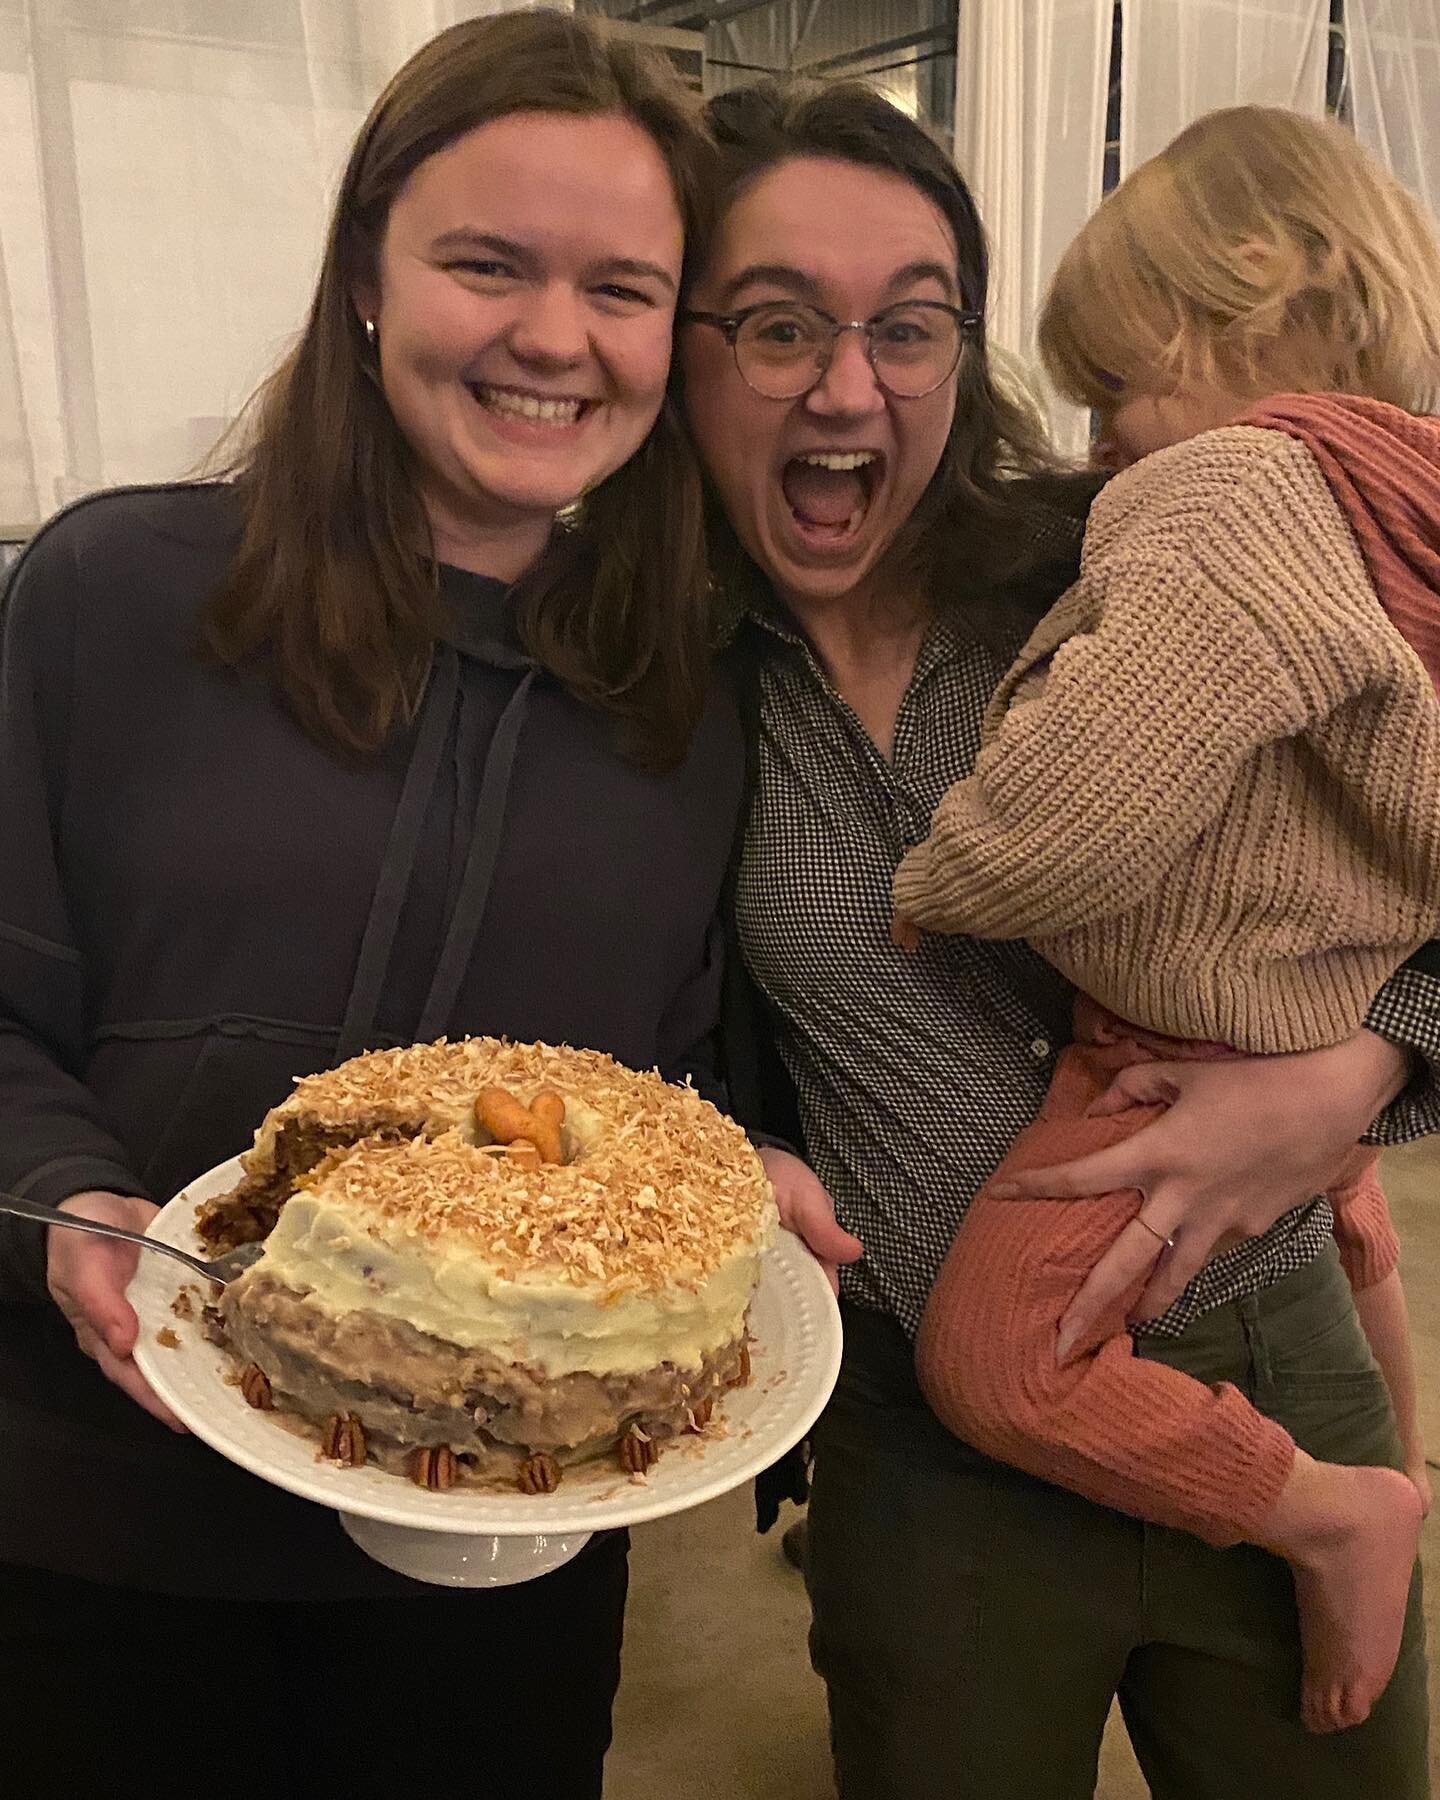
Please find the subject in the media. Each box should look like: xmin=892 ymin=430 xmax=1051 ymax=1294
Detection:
xmin=1135 ymin=1214 xmax=1176 ymax=1253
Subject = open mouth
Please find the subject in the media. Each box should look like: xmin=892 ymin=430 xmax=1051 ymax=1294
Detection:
xmin=468 ymin=383 xmax=595 ymax=429
xmin=779 ymin=450 xmax=882 ymax=547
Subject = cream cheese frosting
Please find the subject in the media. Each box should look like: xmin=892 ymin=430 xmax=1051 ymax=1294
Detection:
xmin=252 ymin=1136 xmax=772 ymax=1378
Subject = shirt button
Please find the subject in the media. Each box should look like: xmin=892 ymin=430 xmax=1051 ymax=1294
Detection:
xmin=1030 ymin=1037 xmax=1051 ymax=1060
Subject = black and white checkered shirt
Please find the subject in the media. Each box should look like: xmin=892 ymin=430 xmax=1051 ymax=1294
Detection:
xmin=735 ymin=602 xmax=1440 ymax=1342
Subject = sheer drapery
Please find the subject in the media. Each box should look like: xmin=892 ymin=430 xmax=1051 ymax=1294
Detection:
xmin=1118 ymin=0 xmax=1331 ymax=172
xmin=0 ymin=1 xmax=537 ymax=537
xmin=1347 ymin=0 xmax=1440 ymax=218
xmin=953 ymin=0 xmax=1114 ymax=455
xmin=6 ymin=3 xmax=1432 ymax=537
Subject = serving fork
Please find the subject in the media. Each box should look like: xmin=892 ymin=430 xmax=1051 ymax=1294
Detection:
xmin=0 ymin=1190 xmax=264 ymax=1284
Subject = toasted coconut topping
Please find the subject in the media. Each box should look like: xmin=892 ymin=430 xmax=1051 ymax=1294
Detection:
xmin=257 ymin=1039 xmax=774 ymax=1291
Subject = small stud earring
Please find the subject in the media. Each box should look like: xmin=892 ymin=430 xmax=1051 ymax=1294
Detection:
xmin=363 ymin=317 xmax=378 ymax=348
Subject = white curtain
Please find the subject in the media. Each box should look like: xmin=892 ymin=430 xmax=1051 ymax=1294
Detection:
xmin=0 ymin=1 xmax=543 ymax=539
xmin=1346 ymin=0 xmax=1440 ymax=217
xmin=1119 ymin=0 xmax=1331 ymax=173
xmin=954 ymin=0 xmax=1114 ymax=456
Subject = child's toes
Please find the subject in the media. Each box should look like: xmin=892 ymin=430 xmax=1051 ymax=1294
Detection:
xmin=1302 ymin=1684 xmax=1341 ymax=1735
xmin=1333 ymin=1684 xmax=1374 ymax=1733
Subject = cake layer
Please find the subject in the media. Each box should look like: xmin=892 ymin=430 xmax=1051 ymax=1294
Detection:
xmin=252 ymin=1160 xmax=764 ymax=1378
xmin=222 ymin=1272 xmax=742 ymax=1475
xmin=200 ymin=1039 xmax=777 ymax=1294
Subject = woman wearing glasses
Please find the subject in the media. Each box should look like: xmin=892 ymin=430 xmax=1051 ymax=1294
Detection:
xmin=683 ymin=79 xmax=1437 ymax=1797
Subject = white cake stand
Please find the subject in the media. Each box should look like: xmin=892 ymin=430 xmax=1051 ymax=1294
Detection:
xmin=131 ymin=1157 xmax=842 ymax=1586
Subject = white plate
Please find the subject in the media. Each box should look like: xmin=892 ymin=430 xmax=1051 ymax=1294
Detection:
xmin=131 ymin=1157 xmax=841 ymax=1585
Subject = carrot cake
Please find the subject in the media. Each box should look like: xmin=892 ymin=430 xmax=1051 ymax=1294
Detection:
xmin=199 ymin=1040 xmax=776 ymax=1491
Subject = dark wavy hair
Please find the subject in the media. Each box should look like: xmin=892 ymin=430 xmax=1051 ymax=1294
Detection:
xmin=203 ymin=10 xmax=716 ymax=767
xmin=700 ymin=79 xmax=1097 ymax=639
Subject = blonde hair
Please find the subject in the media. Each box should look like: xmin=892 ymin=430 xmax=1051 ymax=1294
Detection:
xmin=1039 ymin=105 xmax=1440 ymax=416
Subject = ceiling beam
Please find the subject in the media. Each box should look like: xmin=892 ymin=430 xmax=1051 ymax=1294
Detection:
xmin=619 ymin=0 xmax=781 ymax=27
xmin=796 ymin=26 xmax=952 ymax=77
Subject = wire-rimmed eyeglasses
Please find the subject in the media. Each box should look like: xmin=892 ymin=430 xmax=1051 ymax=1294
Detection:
xmin=681 ymin=298 xmax=982 ymax=400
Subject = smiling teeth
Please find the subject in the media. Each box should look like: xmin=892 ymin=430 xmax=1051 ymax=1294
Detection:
xmin=799 ymin=452 xmax=877 ymax=471
xmin=478 ymin=387 xmax=584 ymax=425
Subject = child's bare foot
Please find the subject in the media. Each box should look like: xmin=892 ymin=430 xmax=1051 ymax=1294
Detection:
xmin=1285 ymin=1464 xmax=1422 ymax=1734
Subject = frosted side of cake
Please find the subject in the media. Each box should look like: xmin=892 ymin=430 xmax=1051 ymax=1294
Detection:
xmin=255 ymin=1169 xmax=766 ymax=1378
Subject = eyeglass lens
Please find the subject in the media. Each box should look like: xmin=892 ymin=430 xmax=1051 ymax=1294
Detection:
xmin=733 ymin=301 xmax=963 ymax=398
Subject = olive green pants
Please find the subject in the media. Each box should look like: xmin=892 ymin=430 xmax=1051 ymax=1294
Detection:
xmin=807 ymin=1246 xmax=1429 ymax=1799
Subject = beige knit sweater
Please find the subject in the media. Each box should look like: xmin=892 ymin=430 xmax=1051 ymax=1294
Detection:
xmin=892 ymin=425 xmax=1440 ymax=1053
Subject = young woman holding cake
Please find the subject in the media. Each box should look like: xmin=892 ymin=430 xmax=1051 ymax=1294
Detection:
xmin=683 ymin=79 xmax=1440 ymax=1799
xmin=0 ymin=13 xmax=735 ymax=1795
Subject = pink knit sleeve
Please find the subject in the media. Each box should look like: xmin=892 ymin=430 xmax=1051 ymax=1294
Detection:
xmin=1330 ymin=1162 xmax=1402 ymax=1292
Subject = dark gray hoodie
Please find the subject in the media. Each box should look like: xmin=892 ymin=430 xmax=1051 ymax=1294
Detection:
xmin=0 ymin=483 xmax=744 ymax=1597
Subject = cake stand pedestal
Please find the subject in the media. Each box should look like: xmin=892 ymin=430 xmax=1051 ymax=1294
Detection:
xmin=339 ymin=1514 xmax=593 ymax=1586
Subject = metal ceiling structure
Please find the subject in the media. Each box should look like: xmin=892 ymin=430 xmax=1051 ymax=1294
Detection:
xmin=576 ymin=0 xmax=959 ymax=129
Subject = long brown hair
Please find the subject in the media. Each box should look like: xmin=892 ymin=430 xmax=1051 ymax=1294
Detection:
xmin=204 ymin=10 xmax=716 ymax=767
xmin=698 ymin=80 xmax=1092 ymax=641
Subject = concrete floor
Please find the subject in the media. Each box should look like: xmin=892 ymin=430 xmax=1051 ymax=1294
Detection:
xmin=605 ymin=1138 xmax=1440 ymax=1798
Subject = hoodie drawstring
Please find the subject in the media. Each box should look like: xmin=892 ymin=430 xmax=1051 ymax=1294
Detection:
xmin=334 ymin=648 xmax=537 ymax=1064
xmin=334 ymin=647 xmax=459 ymax=1065
xmin=416 ymin=667 xmax=536 ymax=1041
